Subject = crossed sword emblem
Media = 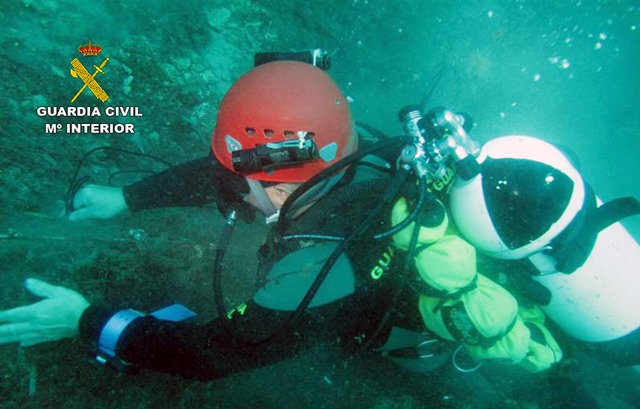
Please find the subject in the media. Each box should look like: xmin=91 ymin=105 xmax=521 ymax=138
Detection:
xmin=69 ymin=57 xmax=110 ymax=103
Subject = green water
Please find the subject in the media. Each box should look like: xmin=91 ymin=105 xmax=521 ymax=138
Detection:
xmin=1 ymin=1 xmax=639 ymax=408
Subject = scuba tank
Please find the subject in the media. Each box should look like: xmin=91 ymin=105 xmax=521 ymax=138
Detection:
xmin=396 ymin=104 xmax=639 ymax=365
xmin=448 ymin=135 xmax=640 ymax=356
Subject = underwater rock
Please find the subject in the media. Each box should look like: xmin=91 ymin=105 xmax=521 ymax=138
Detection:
xmin=123 ymin=75 xmax=133 ymax=95
xmin=207 ymin=8 xmax=231 ymax=30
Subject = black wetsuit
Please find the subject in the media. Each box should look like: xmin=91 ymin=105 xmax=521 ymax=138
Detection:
xmin=78 ymin=156 xmax=422 ymax=380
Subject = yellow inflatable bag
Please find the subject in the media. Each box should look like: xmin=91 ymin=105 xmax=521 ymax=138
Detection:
xmin=518 ymin=306 xmax=563 ymax=372
xmin=414 ymin=235 xmax=477 ymax=293
xmin=465 ymin=316 xmax=530 ymax=364
xmin=419 ymin=274 xmax=519 ymax=346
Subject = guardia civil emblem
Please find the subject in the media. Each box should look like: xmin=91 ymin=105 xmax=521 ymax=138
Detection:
xmin=69 ymin=41 xmax=110 ymax=103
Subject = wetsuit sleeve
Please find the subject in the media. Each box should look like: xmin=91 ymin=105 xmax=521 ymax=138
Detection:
xmin=78 ymin=243 xmax=362 ymax=380
xmin=79 ymin=299 xmax=341 ymax=380
xmin=122 ymin=155 xmax=219 ymax=211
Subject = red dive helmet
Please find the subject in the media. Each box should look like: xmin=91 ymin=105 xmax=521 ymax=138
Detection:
xmin=211 ymin=61 xmax=356 ymax=183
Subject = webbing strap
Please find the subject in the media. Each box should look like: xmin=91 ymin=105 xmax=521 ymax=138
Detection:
xmin=549 ymin=195 xmax=639 ymax=274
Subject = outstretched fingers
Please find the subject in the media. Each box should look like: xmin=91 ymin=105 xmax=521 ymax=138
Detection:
xmin=24 ymin=278 xmax=67 ymax=299
xmin=0 ymin=322 xmax=38 ymax=344
xmin=0 ymin=303 xmax=39 ymax=323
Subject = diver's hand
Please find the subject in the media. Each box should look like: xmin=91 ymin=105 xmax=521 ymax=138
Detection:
xmin=68 ymin=184 xmax=128 ymax=221
xmin=0 ymin=279 xmax=90 ymax=346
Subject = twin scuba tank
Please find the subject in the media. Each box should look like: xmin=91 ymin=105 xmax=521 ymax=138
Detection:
xmin=393 ymin=130 xmax=640 ymax=369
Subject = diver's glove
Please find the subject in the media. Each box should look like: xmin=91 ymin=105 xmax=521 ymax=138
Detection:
xmin=68 ymin=184 xmax=128 ymax=221
xmin=0 ymin=279 xmax=89 ymax=346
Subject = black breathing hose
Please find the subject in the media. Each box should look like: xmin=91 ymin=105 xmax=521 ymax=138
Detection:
xmin=212 ymin=139 xmax=426 ymax=345
xmin=213 ymin=211 xmax=239 ymax=336
xmin=213 ymin=166 xmax=414 ymax=346
xmin=278 ymin=166 xmax=412 ymax=335
xmin=403 ymin=178 xmax=428 ymax=270
xmin=277 ymin=136 xmax=409 ymax=233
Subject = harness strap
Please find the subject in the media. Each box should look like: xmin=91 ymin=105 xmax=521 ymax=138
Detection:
xmin=410 ymin=273 xmax=478 ymax=306
xmin=548 ymin=193 xmax=639 ymax=274
xmin=588 ymin=196 xmax=640 ymax=233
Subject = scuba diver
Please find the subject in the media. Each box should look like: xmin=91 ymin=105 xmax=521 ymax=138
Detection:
xmin=0 ymin=60 xmax=444 ymax=380
xmin=0 ymin=54 xmax=637 ymax=408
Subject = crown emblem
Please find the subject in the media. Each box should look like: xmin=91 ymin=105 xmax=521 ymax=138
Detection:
xmin=78 ymin=41 xmax=102 ymax=57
